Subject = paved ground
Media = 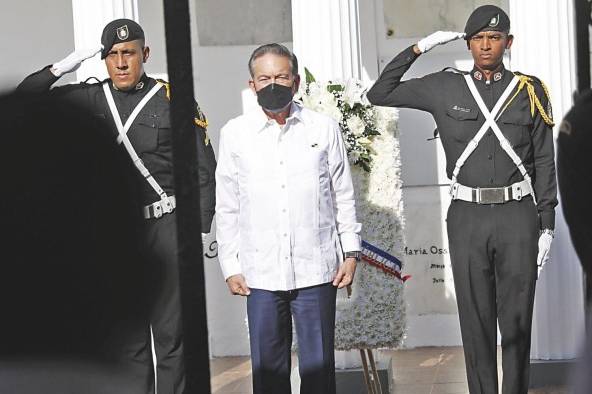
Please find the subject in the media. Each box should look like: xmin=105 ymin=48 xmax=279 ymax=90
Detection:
xmin=210 ymin=346 xmax=569 ymax=394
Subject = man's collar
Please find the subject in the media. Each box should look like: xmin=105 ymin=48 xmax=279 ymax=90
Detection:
xmin=253 ymin=102 xmax=305 ymax=132
xmin=471 ymin=64 xmax=506 ymax=83
xmin=110 ymin=73 xmax=150 ymax=92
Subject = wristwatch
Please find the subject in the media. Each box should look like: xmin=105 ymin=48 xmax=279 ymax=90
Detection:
xmin=344 ymin=251 xmax=361 ymax=261
xmin=540 ymin=228 xmax=555 ymax=238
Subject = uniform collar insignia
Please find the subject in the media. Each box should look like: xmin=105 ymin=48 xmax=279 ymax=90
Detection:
xmin=473 ymin=70 xmax=483 ymax=81
xmin=493 ymin=71 xmax=503 ymax=82
xmin=135 ymin=81 xmax=144 ymax=90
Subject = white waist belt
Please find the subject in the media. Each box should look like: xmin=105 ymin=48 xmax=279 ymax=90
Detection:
xmin=450 ymin=179 xmax=532 ymax=204
xmin=143 ymin=195 xmax=176 ymax=219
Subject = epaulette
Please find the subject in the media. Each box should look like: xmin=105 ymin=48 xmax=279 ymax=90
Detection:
xmin=514 ymin=71 xmax=541 ymax=83
xmin=441 ymin=67 xmax=469 ymax=75
xmin=194 ymin=101 xmax=209 ymax=141
xmin=156 ymin=78 xmax=171 ymax=100
xmin=500 ymin=71 xmax=555 ymax=127
xmin=154 ymin=78 xmax=209 ymax=143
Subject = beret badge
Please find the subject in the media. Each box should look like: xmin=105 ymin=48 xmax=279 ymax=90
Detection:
xmin=489 ymin=14 xmax=500 ymax=27
xmin=116 ymin=25 xmax=129 ymax=40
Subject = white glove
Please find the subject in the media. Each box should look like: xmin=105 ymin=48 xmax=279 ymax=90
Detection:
xmin=201 ymin=233 xmax=208 ymax=251
xmin=417 ymin=31 xmax=466 ymax=53
xmin=537 ymin=232 xmax=553 ymax=278
xmin=51 ymin=46 xmax=102 ymax=77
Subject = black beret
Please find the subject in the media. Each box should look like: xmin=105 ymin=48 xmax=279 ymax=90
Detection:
xmin=100 ymin=19 xmax=145 ymax=59
xmin=464 ymin=5 xmax=510 ymax=40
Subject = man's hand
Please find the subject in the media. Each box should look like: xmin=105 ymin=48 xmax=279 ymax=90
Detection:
xmin=226 ymin=274 xmax=251 ymax=296
xmin=333 ymin=257 xmax=357 ymax=289
xmin=537 ymin=232 xmax=553 ymax=278
xmin=51 ymin=46 xmax=102 ymax=77
xmin=416 ymin=31 xmax=466 ymax=54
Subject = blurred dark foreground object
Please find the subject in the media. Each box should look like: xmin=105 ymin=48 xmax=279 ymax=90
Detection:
xmin=557 ymin=89 xmax=592 ymax=293
xmin=558 ymin=90 xmax=592 ymax=394
xmin=0 ymin=90 xmax=154 ymax=394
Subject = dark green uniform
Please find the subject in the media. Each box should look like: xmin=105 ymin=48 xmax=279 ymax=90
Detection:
xmin=368 ymin=46 xmax=557 ymax=394
xmin=17 ymin=66 xmax=216 ymax=394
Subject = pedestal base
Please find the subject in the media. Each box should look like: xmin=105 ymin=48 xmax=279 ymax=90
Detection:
xmin=335 ymin=357 xmax=392 ymax=394
xmin=529 ymin=358 xmax=576 ymax=388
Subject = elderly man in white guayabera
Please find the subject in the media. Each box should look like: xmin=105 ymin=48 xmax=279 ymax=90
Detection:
xmin=215 ymin=43 xmax=362 ymax=394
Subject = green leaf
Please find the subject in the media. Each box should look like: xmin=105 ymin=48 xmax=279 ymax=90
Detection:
xmin=359 ymin=160 xmax=371 ymax=172
xmin=304 ymin=67 xmax=316 ymax=84
xmin=327 ymin=84 xmax=345 ymax=93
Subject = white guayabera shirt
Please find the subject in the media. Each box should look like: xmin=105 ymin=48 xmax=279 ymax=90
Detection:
xmin=216 ymin=102 xmax=362 ymax=291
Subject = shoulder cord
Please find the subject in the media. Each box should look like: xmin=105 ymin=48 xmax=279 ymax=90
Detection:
xmin=500 ymin=74 xmax=555 ymax=127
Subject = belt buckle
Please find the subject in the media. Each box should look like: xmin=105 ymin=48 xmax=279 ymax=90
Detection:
xmin=161 ymin=198 xmax=173 ymax=214
xmin=153 ymin=203 xmax=163 ymax=218
xmin=478 ymin=187 xmax=504 ymax=204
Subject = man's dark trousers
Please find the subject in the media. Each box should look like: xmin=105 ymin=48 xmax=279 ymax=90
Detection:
xmin=125 ymin=212 xmax=185 ymax=394
xmin=447 ymin=198 xmax=538 ymax=394
xmin=247 ymin=282 xmax=337 ymax=394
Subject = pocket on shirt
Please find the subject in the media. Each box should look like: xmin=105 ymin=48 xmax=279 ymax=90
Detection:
xmin=501 ymin=111 xmax=532 ymax=149
xmin=133 ymin=114 xmax=159 ymax=153
xmin=152 ymin=115 xmax=173 ymax=148
xmin=445 ymin=105 xmax=479 ymax=142
xmin=318 ymin=225 xmax=339 ymax=270
xmin=240 ymin=229 xmax=277 ymax=274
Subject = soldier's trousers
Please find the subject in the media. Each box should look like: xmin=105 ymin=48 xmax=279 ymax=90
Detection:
xmin=446 ymin=198 xmax=539 ymax=394
xmin=127 ymin=212 xmax=185 ymax=394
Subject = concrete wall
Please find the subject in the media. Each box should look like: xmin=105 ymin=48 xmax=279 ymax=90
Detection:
xmin=0 ymin=1 xmax=75 ymax=90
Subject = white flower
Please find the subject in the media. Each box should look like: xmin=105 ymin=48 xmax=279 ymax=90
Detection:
xmin=374 ymin=106 xmax=399 ymax=136
xmin=349 ymin=150 xmax=361 ymax=163
xmin=358 ymin=137 xmax=372 ymax=146
xmin=299 ymin=76 xmax=381 ymax=170
xmin=347 ymin=115 xmax=365 ymax=137
xmin=342 ymin=79 xmax=365 ymax=107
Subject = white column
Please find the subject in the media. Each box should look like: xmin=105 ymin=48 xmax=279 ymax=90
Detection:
xmin=509 ymin=0 xmax=585 ymax=360
xmin=292 ymin=0 xmax=364 ymax=82
xmin=71 ymin=0 xmax=139 ymax=82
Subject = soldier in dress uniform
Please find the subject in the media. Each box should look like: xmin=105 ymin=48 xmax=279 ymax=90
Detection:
xmin=367 ymin=5 xmax=556 ymax=394
xmin=17 ymin=19 xmax=216 ymax=394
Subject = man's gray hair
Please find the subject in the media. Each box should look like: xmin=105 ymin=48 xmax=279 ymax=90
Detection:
xmin=248 ymin=43 xmax=299 ymax=77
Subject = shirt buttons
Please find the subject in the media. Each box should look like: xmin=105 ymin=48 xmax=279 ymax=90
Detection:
xmin=282 ymin=209 xmax=287 ymax=213
xmin=488 ymin=155 xmax=493 ymax=160
xmin=283 ymin=233 xmax=288 ymax=237
xmin=279 ymin=161 xmax=284 ymax=165
xmin=489 ymin=178 xmax=494 ymax=184
xmin=281 ymin=184 xmax=286 ymax=189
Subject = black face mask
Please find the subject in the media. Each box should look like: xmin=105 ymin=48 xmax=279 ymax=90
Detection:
xmin=256 ymin=83 xmax=294 ymax=112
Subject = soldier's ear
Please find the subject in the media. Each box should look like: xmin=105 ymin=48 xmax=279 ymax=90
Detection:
xmin=505 ymin=34 xmax=514 ymax=50
xmin=142 ymin=46 xmax=150 ymax=63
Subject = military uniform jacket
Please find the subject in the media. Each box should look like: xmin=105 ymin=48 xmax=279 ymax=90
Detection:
xmin=367 ymin=45 xmax=557 ymax=229
xmin=17 ymin=66 xmax=216 ymax=232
